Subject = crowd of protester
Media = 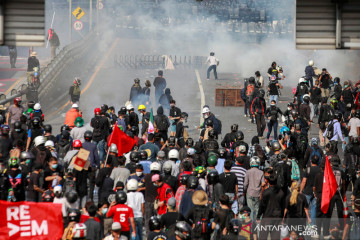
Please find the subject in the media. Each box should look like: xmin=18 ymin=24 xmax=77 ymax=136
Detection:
xmin=1 ymin=60 xmax=360 ymax=240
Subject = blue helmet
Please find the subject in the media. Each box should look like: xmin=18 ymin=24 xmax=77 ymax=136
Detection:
xmin=280 ymin=126 xmax=290 ymax=135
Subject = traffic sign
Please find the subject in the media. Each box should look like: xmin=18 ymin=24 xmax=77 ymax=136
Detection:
xmin=73 ymin=20 xmax=83 ymax=31
xmin=97 ymin=2 xmax=104 ymax=10
xmin=72 ymin=7 xmax=85 ymax=20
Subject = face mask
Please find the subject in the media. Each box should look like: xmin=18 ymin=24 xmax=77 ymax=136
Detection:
xmin=170 ymin=104 xmax=175 ymax=108
xmin=26 ymin=159 xmax=31 ymax=165
xmin=54 ymin=193 xmax=61 ymax=198
xmin=344 ymin=85 xmax=348 ymax=88
xmin=334 ymin=82 xmax=338 ymax=85
xmin=102 ymin=208 xmax=108 ymax=215
xmin=239 ymin=214 xmax=246 ymax=221
xmin=51 ymin=164 xmax=58 ymax=169
xmin=204 ymin=114 xmax=209 ymax=119
xmin=271 ymin=104 xmax=276 ymax=107
xmin=153 ymin=183 xmax=158 ymax=187
xmin=136 ymin=172 xmax=143 ymax=177
xmin=287 ymin=107 xmax=291 ymax=111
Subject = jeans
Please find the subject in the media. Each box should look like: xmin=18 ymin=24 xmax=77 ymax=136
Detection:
xmin=269 ymin=95 xmax=278 ymax=106
xmin=342 ymin=136 xmax=349 ymax=152
xmin=130 ymin=217 xmax=143 ymax=240
xmin=144 ymin=202 xmax=155 ymax=235
xmin=231 ymin=199 xmax=238 ymax=215
xmin=93 ymin=140 xmax=105 ymax=163
xmin=207 ymin=65 xmax=218 ymax=79
xmin=266 ymin=120 xmax=278 ymax=140
xmin=255 ymin=114 xmax=266 ymax=137
xmin=313 ymin=103 xmax=319 ymax=117
xmin=305 ymin=194 xmax=317 ymax=225
xmin=246 ymin=195 xmax=259 ymax=222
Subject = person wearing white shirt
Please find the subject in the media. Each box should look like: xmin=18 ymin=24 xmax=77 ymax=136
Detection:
xmin=206 ymin=52 xmax=219 ymax=80
xmin=126 ymin=179 xmax=145 ymax=240
xmin=347 ymin=112 xmax=360 ymax=138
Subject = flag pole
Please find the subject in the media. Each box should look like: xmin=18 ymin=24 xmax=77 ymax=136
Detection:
xmin=46 ymin=11 xmax=56 ymax=48
xmin=104 ymin=146 xmax=111 ymax=167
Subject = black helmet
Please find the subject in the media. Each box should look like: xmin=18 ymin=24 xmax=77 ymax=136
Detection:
xmin=168 ymin=136 xmax=176 ymax=146
xmin=130 ymin=151 xmax=141 ymax=163
xmin=334 ymin=111 xmax=342 ymax=120
xmin=181 ymin=112 xmax=188 ymax=119
xmin=303 ymin=95 xmax=310 ymax=103
xmin=61 ymin=130 xmax=70 ymax=140
xmin=255 ymin=71 xmax=260 ymax=77
xmin=27 ymin=100 xmax=35 ymax=109
xmin=235 ymin=131 xmax=244 ymax=141
xmin=130 ymin=126 xmax=138 ymax=134
xmin=334 ymin=77 xmax=340 ymax=83
xmin=259 ymin=89 xmax=265 ymax=98
xmin=249 ymin=77 xmax=255 ymax=83
xmin=43 ymin=124 xmax=52 ymax=133
xmin=231 ymin=124 xmax=238 ymax=132
xmin=14 ymin=121 xmax=22 ymax=131
xmin=120 ymin=107 xmax=127 ymax=114
xmin=186 ymin=176 xmax=199 ymax=189
xmin=210 ymin=52 xmax=215 ymax=56
xmin=42 ymin=190 xmax=54 ymax=202
xmin=115 ymin=190 xmax=127 ymax=204
xmin=84 ymin=130 xmax=93 ymax=141
xmin=66 ymin=191 xmax=78 ymax=204
xmin=20 ymin=151 xmax=35 ymax=161
xmin=139 ymin=150 xmax=148 ymax=160
xmin=149 ymin=216 xmax=161 ymax=231
xmin=60 ymin=124 xmax=70 ymax=132
xmin=180 ymin=174 xmax=190 ymax=185
xmin=219 ymin=148 xmax=227 ymax=158
xmin=291 ymin=109 xmax=298 ymax=118
xmin=208 ymin=129 xmax=216 ymax=138
xmin=287 ymin=102 xmax=294 ymax=108
xmin=228 ymin=219 xmax=242 ymax=234
xmin=321 ymin=97 xmax=328 ymax=104
xmin=186 ymin=138 xmax=194 ymax=147
xmin=207 ymin=170 xmax=219 ymax=185
xmin=67 ymin=208 xmax=81 ymax=222
xmin=175 ymin=221 xmax=192 ymax=240
xmin=271 ymin=141 xmax=281 ymax=151
xmin=206 ymin=118 xmax=213 ymax=127
xmin=32 ymin=117 xmax=40 ymax=126
xmin=101 ymin=104 xmax=109 ymax=112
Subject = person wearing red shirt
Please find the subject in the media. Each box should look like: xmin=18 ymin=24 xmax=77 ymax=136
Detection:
xmin=152 ymin=174 xmax=174 ymax=215
xmin=107 ymin=191 xmax=136 ymax=239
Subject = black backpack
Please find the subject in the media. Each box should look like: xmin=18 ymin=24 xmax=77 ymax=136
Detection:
xmin=323 ymin=105 xmax=334 ymax=122
xmin=92 ymin=117 xmax=102 ymax=138
xmin=296 ymin=134 xmax=308 ymax=153
xmin=192 ymin=206 xmax=211 ymax=238
xmin=254 ymin=144 xmax=266 ymax=164
xmin=273 ymin=161 xmax=286 ymax=188
xmin=213 ymin=117 xmax=222 ymax=135
xmin=326 ymin=120 xmax=335 ymax=140
xmin=63 ymin=178 xmax=76 ymax=194
xmin=157 ymin=115 xmax=169 ymax=131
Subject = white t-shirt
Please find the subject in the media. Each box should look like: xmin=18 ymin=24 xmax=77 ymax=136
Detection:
xmin=348 ymin=117 xmax=360 ymax=137
xmin=126 ymin=192 xmax=144 ymax=218
xmin=206 ymin=56 xmax=219 ymax=66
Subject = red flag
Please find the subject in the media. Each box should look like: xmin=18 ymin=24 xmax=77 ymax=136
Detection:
xmin=48 ymin=28 xmax=53 ymax=40
xmin=108 ymin=125 xmax=136 ymax=156
xmin=321 ymin=156 xmax=338 ymax=213
xmin=0 ymin=201 xmax=63 ymax=240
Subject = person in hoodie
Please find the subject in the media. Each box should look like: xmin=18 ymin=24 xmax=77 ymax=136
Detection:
xmin=56 ymin=131 xmax=72 ymax=167
xmin=129 ymin=78 xmax=142 ymax=106
xmin=70 ymin=117 xmax=87 ymax=143
xmin=154 ymin=106 xmax=170 ymax=142
xmin=304 ymin=60 xmax=316 ymax=88
xmin=159 ymin=88 xmax=173 ymax=115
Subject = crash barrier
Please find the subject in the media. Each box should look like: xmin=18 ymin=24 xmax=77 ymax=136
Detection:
xmin=0 ymin=31 xmax=96 ymax=106
xmin=114 ymin=55 xmax=208 ymax=69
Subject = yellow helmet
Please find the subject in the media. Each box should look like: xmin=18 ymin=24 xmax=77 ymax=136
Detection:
xmin=138 ymin=105 xmax=146 ymax=111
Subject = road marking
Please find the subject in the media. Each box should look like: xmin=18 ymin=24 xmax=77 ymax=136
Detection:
xmin=4 ymin=74 xmax=26 ymax=95
xmin=195 ymin=69 xmax=205 ymax=125
xmin=46 ymin=38 xmax=120 ymax=120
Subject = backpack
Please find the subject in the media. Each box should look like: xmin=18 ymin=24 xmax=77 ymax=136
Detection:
xmin=326 ymin=120 xmax=335 ymax=140
xmin=246 ymin=84 xmax=255 ymax=98
xmin=323 ymin=105 xmax=334 ymax=122
xmin=63 ymin=178 xmax=76 ymax=194
xmin=290 ymin=159 xmax=300 ymax=181
xmin=273 ymin=161 xmax=286 ymax=188
xmin=254 ymin=144 xmax=265 ymax=164
xmin=296 ymin=134 xmax=308 ymax=153
xmin=35 ymin=148 xmax=47 ymax=167
xmin=309 ymin=147 xmax=322 ymax=165
xmin=192 ymin=206 xmax=211 ymax=238
xmin=213 ymin=117 xmax=222 ymax=135
xmin=92 ymin=117 xmax=102 ymax=138
xmin=157 ymin=115 xmax=169 ymax=131
xmin=241 ymin=87 xmax=247 ymax=101
xmin=56 ymin=141 xmax=72 ymax=166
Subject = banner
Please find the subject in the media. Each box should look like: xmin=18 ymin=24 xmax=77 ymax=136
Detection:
xmin=0 ymin=201 xmax=63 ymax=240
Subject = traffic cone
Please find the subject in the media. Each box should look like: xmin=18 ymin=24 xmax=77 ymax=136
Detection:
xmin=343 ymin=196 xmax=349 ymax=226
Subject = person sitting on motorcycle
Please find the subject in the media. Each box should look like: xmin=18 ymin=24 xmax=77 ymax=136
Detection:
xmin=27 ymin=52 xmax=40 ymax=86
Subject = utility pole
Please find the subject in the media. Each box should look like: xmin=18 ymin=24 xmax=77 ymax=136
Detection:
xmin=69 ymin=0 xmax=72 ymax=44
xmin=90 ymin=0 xmax=93 ymax=30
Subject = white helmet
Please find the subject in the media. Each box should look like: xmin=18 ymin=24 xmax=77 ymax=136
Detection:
xmin=150 ymin=162 xmax=161 ymax=171
xmin=127 ymin=179 xmax=139 ymax=191
xmin=250 ymin=156 xmax=260 ymax=167
xmin=34 ymin=136 xmax=45 ymax=147
xmin=72 ymin=223 xmax=87 ymax=239
xmin=299 ymin=77 xmax=305 ymax=83
xmin=109 ymin=143 xmax=118 ymax=154
xmin=126 ymin=104 xmax=134 ymax=110
xmin=168 ymin=149 xmax=179 ymax=160
xmin=34 ymin=103 xmax=41 ymax=110
xmin=163 ymin=161 xmax=173 ymax=172
xmin=202 ymin=107 xmax=210 ymax=114
xmin=54 ymin=185 xmax=62 ymax=194
xmin=309 ymin=60 xmax=314 ymax=66
xmin=72 ymin=103 xmax=79 ymax=108
xmin=45 ymin=140 xmax=55 ymax=148
xmin=187 ymin=148 xmax=195 ymax=156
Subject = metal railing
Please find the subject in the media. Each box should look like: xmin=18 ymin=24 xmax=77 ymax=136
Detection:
xmin=0 ymin=31 xmax=97 ymax=106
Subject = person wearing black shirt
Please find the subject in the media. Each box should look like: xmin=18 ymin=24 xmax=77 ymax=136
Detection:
xmin=341 ymin=81 xmax=354 ymax=106
xmin=0 ymin=126 xmax=13 ymax=163
xmin=267 ymin=61 xmax=278 ymax=79
xmin=159 ymin=197 xmax=182 ymax=237
xmin=43 ymin=157 xmax=64 ymax=191
xmin=267 ymin=79 xmax=281 ymax=106
xmin=27 ymin=162 xmax=44 ymax=202
xmin=343 ymin=199 xmax=360 ymax=239
xmin=154 ymin=70 xmax=167 ymax=104
xmin=310 ymin=80 xmax=322 ymax=118
xmin=211 ymin=195 xmax=234 ymax=238
xmin=169 ymin=100 xmax=181 ymax=137
xmin=91 ymin=109 xmax=110 ymax=162
xmin=27 ymin=52 xmax=40 ymax=85
xmin=319 ymin=68 xmax=333 ymax=98
xmin=221 ymin=124 xmax=238 ymax=149
xmin=251 ymin=90 xmax=267 ymax=138
xmin=219 ymin=160 xmax=238 ymax=210
xmin=129 ymin=78 xmax=142 ymax=106
xmin=265 ymin=100 xmax=283 ymax=141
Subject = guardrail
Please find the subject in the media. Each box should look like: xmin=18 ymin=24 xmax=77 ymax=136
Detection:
xmin=0 ymin=31 xmax=97 ymax=106
xmin=114 ymin=54 xmax=207 ymax=69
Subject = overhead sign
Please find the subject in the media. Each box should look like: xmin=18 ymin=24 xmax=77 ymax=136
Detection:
xmin=73 ymin=21 xmax=84 ymax=31
xmin=97 ymin=2 xmax=104 ymax=10
xmin=72 ymin=7 xmax=85 ymax=20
